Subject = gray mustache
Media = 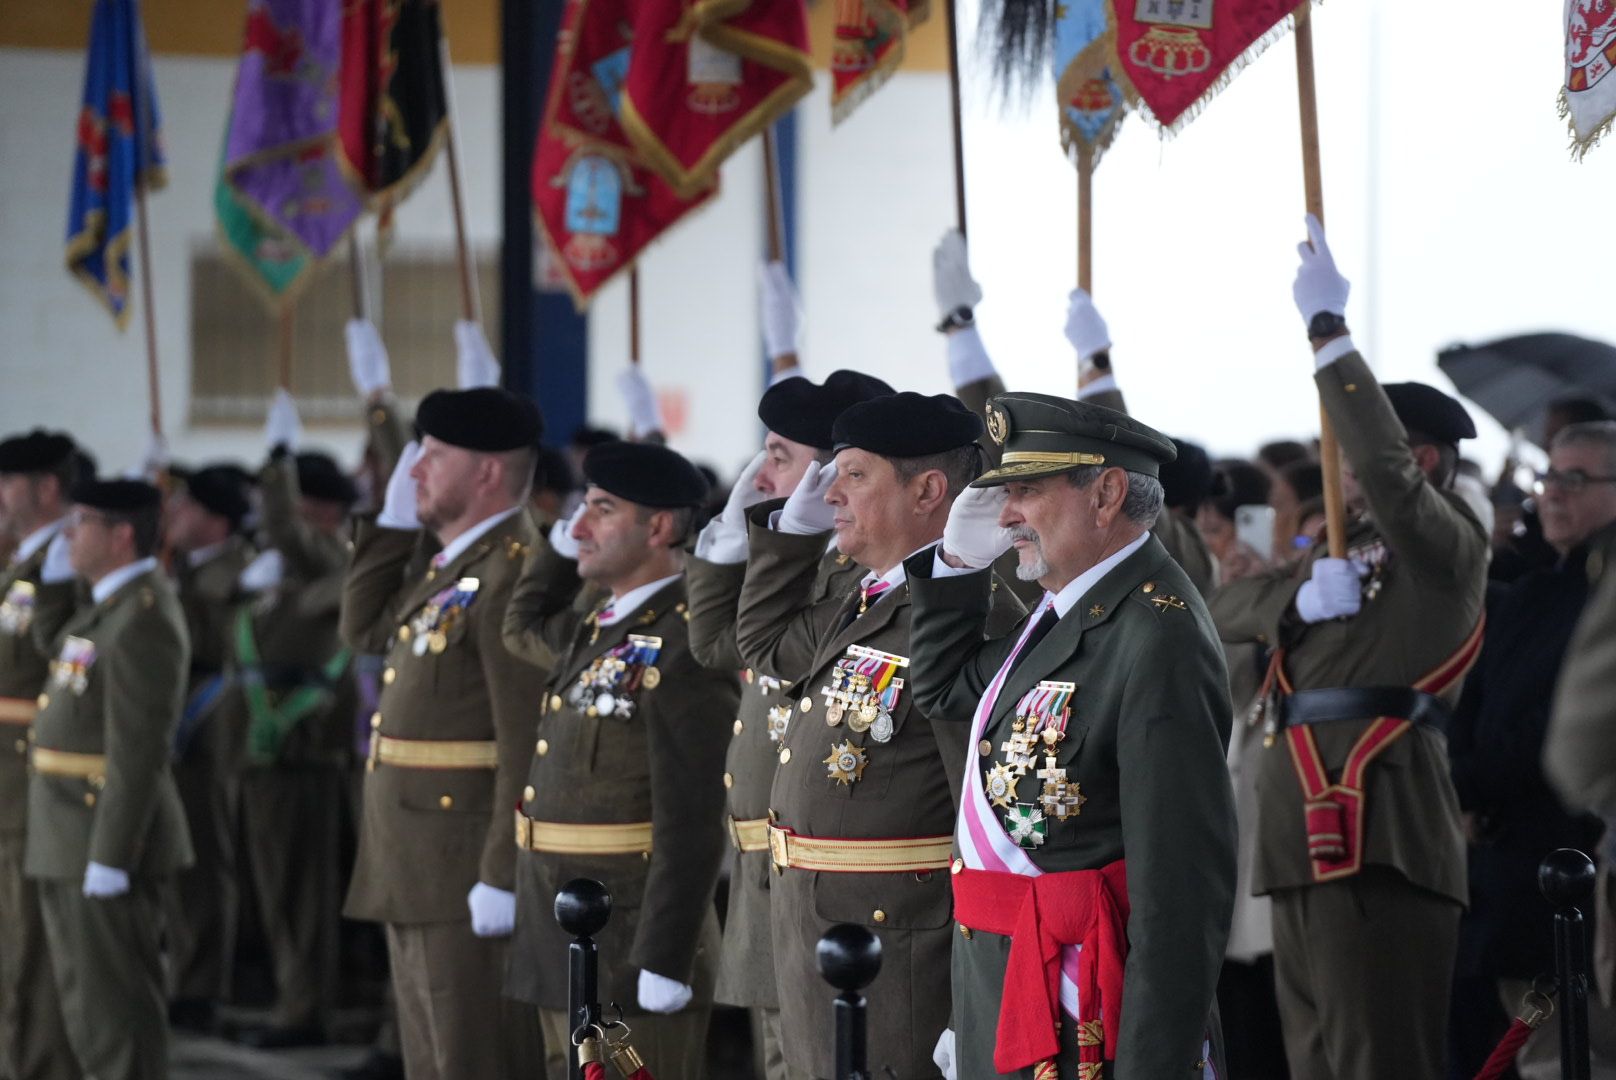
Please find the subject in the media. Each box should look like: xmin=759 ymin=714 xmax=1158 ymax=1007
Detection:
xmin=1008 ymin=526 xmax=1039 ymax=545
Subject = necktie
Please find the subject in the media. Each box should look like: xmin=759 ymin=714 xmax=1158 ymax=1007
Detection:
xmin=1005 ymin=606 xmax=1061 ymax=680
xmin=430 ymin=552 xmax=447 ymax=571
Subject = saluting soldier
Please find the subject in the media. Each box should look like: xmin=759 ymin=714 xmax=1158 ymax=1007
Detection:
xmin=1209 ymin=219 xmax=1487 ymax=1080
xmin=340 ymin=387 xmax=546 ymax=1080
xmin=503 ymin=441 xmax=737 ymax=1080
xmin=162 ymin=463 xmax=255 ymax=1032
xmin=904 ymin=395 xmax=1237 ymax=1080
xmin=686 ymin=371 xmax=889 ymax=1078
xmin=0 ymin=431 xmax=82 ymax=1080
xmin=27 ymin=479 xmax=194 ymax=1080
xmin=734 ymin=392 xmax=1025 ymax=1080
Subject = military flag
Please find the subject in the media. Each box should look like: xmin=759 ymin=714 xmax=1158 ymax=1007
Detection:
xmin=619 ymin=0 xmax=813 ymax=199
xmin=1052 ymin=0 xmax=1125 ymax=164
xmin=338 ymin=0 xmax=450 ymax=213
xmin=65 ymin=0 xmax=166 ymax=327
xmin=533 ymin=0 xmax=715 ymax=307
xmin=215 ymin=119 xmax=312 ymax=311
xmin=224 ymin=0 xmax=363 ymax=260
xmin=831 ymin=0 xmax=930 ymax=122
xmin=1563 ymin=0 xmax=1616 ymax=158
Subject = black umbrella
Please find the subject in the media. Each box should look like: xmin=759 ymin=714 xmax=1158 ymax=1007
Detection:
xmin=1438 ymin=332 xmax=1616 ymax=447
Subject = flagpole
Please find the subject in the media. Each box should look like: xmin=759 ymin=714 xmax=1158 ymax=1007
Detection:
xmin=762 ymin=125 xmax=786 ymax=263
xmin=1076 ymin=146 xmax=1093 ymax=293
xmin=348 ymin=232 xmax=371 ymax=320
xmin=438 ymin=36 xmax=482 ymax=325
xmin=277 ymin=303 xmax=295 ymax=391
xmin=128 ymin=32 xmax=163 ymax=438
xmin=629 ymin=267 xmax=641 ymax=366
xmin=1294 ymin=3 xmax=1347 ymax=560
xmin=944 ymin=0 xmax=967 ymax=235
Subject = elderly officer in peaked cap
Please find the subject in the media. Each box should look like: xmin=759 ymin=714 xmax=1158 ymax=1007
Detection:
xmin=902 ymin=392 xmax=1237 ymax=1080
xmin=685 ymin=369 xmax=890 ymax=1079
xmin=1209 ymin=218 xmax=1487 ymax=1080
xmin=503 ymin=440 xmax=738 ymax=1080
xmin=0 ymin=429 xmax=83 ymax=1080
xmin=27 ymin=478 xmax=194 ymax=1080
xmin=340 ymin=386 xmax=547 ymax=1079
xmin=734 ymin=391 xmax=1025 ymax=1080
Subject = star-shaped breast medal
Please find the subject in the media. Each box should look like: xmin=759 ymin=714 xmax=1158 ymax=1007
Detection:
xmin=1005 ymin=803 xmax=1047 ymax=848
xmin=823 ymin=741 xmax=869 ymax=785
xmin=985 ymin=762 xmax=1021 ymax=808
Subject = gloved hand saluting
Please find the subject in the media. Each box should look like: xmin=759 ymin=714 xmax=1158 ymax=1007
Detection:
xmin=637 ymin=970 xmax=693 ymax=1014
xmin=695 ymin=451 xmax=767 ymax=564
xmin=941 ymin=485 xmax=1012 ymax=569
xmin=777 ymin=461 xmax=838 ymax=536
xmin=377 ymin=441 xmax=422 ymax=530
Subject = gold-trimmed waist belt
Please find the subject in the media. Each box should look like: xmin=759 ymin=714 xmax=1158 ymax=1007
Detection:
xmin=0 ymin=697 xmax=36 ymax=726
xmin=768 ymin=824 xmax=953 ymax=874
xmin=372 ymin=735 xmax=498 ymax=770
xmin=31 ymin=747 xmax=106 ymax=779
xmin=514 ymin=810 xmax=653 ymax=855
xmin=728 ymin=815 xmax=770 ymax=853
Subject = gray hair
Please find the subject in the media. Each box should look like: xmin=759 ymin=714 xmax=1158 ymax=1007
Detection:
xmin=891 ymin=444 xmax=984 ymax=500
xmin=1066 ymin=465 xmax=1164 ymax=528
xmin=1552 ymin=420 xmax=1616 ymax=473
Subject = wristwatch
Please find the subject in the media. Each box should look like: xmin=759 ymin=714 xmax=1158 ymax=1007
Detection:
xmin=935 ymin=306 xmax=975 ymax=334
xmin=1307 ymin=311 xmax=1348 ymax=340
xmin=1089 ymin=350 xmax=1112 ymax=372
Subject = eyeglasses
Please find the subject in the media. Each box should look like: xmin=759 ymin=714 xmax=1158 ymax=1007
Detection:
xmin=1534 ymin=469 xmax=1616 ymax=495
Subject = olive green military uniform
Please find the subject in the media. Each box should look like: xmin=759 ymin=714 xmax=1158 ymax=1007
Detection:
xmin=685 ymin=546 xmax=862 ymax=1080
xmin=1209 ymin=350 xmax=1487 ymax=1080
xmin=502 ymin=540 xmax=739 ymax=1080
xmin=340 ymin=512 xmax=546 ymax=1080
xmin=167 ymin=534 xmax=254 ymax=1008
xmin=905 ymin=534 xmax=1236 ymax=1080
xmin=26 ymin=567 xmax=194 ymax=1080
xmin=223 ymin=453 xmax=356 ymax=1034
xmin=734 ymin=508 xmax=1025 ymax=1080
xmin=0 ymin=536 xmax=80 ymax=1080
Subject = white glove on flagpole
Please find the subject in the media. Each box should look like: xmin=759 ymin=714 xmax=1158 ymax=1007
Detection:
xmin=776 ymin=461 xmax=838 ymax=536
xmin=264 ymin=388 xmax=303 ymax=451
xmin=941 ymin=485 xmax=1013 ymax=569
xmin=695 ymin=451 xmax=767 ymax=564
xmin=1064 ymin=288 xmax=1111 ymax=364
xmin=932 ymin=1029 xmax=958 ymax=1080
xmin=345 ymin=318 xmax=392 ymax=397
xmin=932 ymin=229 xmax=983 ymax=318
xmin=617 ymin=367 xmax=663 ymax=439
xmin=548 ymin=503 xmax=585 ymax=560
xmin=82 ymin=862 xmax=130 ymax=899
xmin=1295 ymin=557 xmax=1367 ymax=623
xmin=637 ymin=969 xmax=693 ymax=1014
xmin=466 ymin=882 xmax=516 ymax=938
xmin=1292 ymin=214 xmax=1351 ymax=327
xmin=454 ymin=320 xmax=502 ymax=389
xmin=376 ymin=442 xmax=422 ymax=530
xmin=758 ymin=261 xmax=803 ymax=361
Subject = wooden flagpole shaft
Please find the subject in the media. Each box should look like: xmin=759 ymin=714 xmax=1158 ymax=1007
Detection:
xmin=629 ymin=268 xmax=641 ymax=366
xmin=278 ymin=303 xmax=295 ymax=391
xmin=133 ymin=183 xmax=163 ymax=437
xmin=944 ymin=0 xmax=967 ymax=235
xmin=762 ymin=125 xmax=786 ymax=263
xmin=348 ymin=232 xmax=371 ymax=320
xmin=1294 ymin=4 xmax=1347 ymax=560
xmin=1077 ymin=147 xmax=1093 ymax=293
xmin=438 ymin=36 xmax=481 ymax=325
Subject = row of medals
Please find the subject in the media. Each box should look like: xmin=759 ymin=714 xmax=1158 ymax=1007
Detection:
xmin=820 ymin=666 xmax=896 ymax=744
xmin=567 ymin=653 xmax=662 ymax=720
xmin=987 ymin=710 xmax=1086 ymax=848
xmin=409 ymin=580 xmax=479 ymax=656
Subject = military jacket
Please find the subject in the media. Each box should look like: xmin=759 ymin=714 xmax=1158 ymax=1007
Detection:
xmin=25 ymin=569 xmax=195 ymax=881
xmin=906 ymin=536 xmax=1237 ymax=1080
xmin=1548 ymin=527 xmax=1616 ymax=816
xmin=685 ymin=546 xmax=861 ymax=1009
xmin=0 ymin=537 xmax=76 ymax=834
xmin=734 ymin=513 xmax=1024 ymax=1080
xmin=340 ymin=511 xmax=546 ymax=924
xmin=502 ymin=542 xmax=739 ymax=1011
xmin=1209 ymin=351 xmax=1486 ymax=904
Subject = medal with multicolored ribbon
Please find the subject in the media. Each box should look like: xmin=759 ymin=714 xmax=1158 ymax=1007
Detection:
xmin=410 ymin=577 xmax=481 ymax=656
xmin=567 ymin=634 xmax=663 ymax=718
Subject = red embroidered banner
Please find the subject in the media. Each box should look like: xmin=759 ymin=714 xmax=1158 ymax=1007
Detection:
xmin=829 ymin=0 xmax=930 ymax=123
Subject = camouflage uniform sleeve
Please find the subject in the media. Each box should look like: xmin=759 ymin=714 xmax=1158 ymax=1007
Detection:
xmin=734 ymin=508 xmax=832 ymax=681
xmin=339 ymin=517 xmax=424 ymax=654
xmin=500 ymin=525 xmax=585 ymax=669
xmin=684 ymin=554 xmax=746 ymax=671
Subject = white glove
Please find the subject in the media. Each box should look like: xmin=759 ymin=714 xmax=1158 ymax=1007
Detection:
xmin=1292 ymin=214 xmax=1350 ymax=327
xmin=932 ymin=1029 xmax=958 ymax=1080
xmin=1294 ymin=557 xmax=1367 ymax=623
xmin=1064 ymin=288 xmax=1111 ymax=364
xmin=932 ymin=228 xmax=983 ymax=318
xmin=942 ymin=486 xmax=1012 ymax=569
xmin=40 ymin=531 xmax=74 ymax=585
xmin=777 ymin=461 xmax=838 ymax=536
xmin=345 ymin=318 xmax=392 ymax=397
xmin=617 ymin=367 xmax=663 ymax=439
xmin=264 ymin=388 xmax=303 ymax=451
xmin=454 ymin=320 xmax=502 ymax=389
xmin=376 ymin=441 xmax=422 ymax=530
xmin=82 ymin=861 xmax=129 ymax=899
xmin=637 ymin=969 xmax=693 ymax=1014
xmin=758 ymin=261 xmax=802 ymax=360
xmin=466 ymin=881 xmax=516 ymax=938
xmin=124 ymin=432 xmax=167 ymax=480
xmin=238 ymin=548 xmax=285 ymax=593
xmin=694 ymin=451 xmax=767 ymax=564
xmin=548 ymin=503 xmax=584 ymax=560
xmin=946 ymin=325 xmax=997 ymax=388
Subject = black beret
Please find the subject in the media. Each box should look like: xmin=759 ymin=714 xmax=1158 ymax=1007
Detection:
xmin=1383 ymin=382 xmax=1476 ymax=446
xmin=0 ymin=430 xmax=76 ymax=475
xmin=974 ymin=393 xmax=1176 ymax=485
xmin=1160 ymin=438 xmax=1214 ymax=510
xmin=758 ymin=370 xmax=896 ymax=451
xmin=295 ymin=452 xmax=359 ymax=506
xmin=570 ymin=425 xmax=620 ymax=449
xmin=415 ymin=388 xmax=543 ymax=452
xmin=583 ymin=442 xmax=708 ymax=509
xmin=182 ymin=465 xmax=251 ymax=527
xmin=533 ymin=446 xmax=576 ymax=495
xmin=70 ymin=478 xmax=161 ymax=513
xmin=832 ymin=392 xmax=984 ymax=457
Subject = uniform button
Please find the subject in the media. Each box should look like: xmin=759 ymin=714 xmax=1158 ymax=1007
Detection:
xmin=733 ymin=720 xmax=744 ymax=736
xmin=89 ymin=775 xmax=105 ymax=789
xmin=13 ymin=738 xmax=25 ymax=754
xmin=959 ymin=924 xmax=972 ymax=939
xmin=978 ymin=739 xmax=992 ymax=757
xmin=398 ymin=626 xmax=411 ymax=642
xmin=641 ymin=851 xmax=650 ymax=862
xmin=523 ymin=785 xmax=536 ymax=801
xmin=83 ymin=792 xmax=96 ymax=807
xmin=438 ymin=795 xmax=453 ymax=809
xmin=536 ymin=739 xmax=549 ymax=756
xmin=550 ymin=695 xmax=563 ymax=712
xmin=779 ymin=748 xmax=792 ymax=764
xmin=745 ymin=669 xmax=755 ymax=684
xmin=1141 ymin=582 xmax=1155 ymax=594
xmin=872 ymin=909 xmax=886 ymax=923
xmin=951 ymin=858 xmax=964 ymax=875
xmin=586 ymin=707 xmax=599 ymax=718
xmin=1344 ymin=383 xmax=1358 ymax=393
xmin=383 ymin=667 xmax=396 ymax=685
xmin=799 ymin=698 xmax=813 ymax=714
xmin=36 ymin=694 xmax=48 ymax=709
xmin=723 ymin=772 xmax=734 ymax=789
xmin=370 ymin=712 xmax=382 ymax=730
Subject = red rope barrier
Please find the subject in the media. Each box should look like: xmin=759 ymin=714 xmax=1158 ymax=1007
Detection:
xmin=1473 ymin=1018 xmax=1535 ymax=1080
xmin=582 ymin=1062 xmax=608 ymax=1080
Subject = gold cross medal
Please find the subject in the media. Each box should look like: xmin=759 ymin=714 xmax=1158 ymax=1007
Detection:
xmin=985 ymin=762 xmax=1021 ymax=808
xmin=824 ymin=740 xmax=869 ymax=785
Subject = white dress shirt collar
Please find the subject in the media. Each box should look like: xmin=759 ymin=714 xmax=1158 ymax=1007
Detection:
xmin=600 ymin=573 xmax=684 ymax=627
xmin=92 ymin=556 xmax=159 ymax=605
xmin=14 ymin=517 xmax=66 ymax=564
xmin=1047 ymin=531 xmax=1151 ymax=619
xmin=436 ymin=506 xmax=521 ymax=568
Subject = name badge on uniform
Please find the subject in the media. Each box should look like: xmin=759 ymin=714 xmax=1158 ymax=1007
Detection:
xmin=50 ymin=636 xmax=97 ymax=695
xmin=567 ymin=634 xmax=662 ymax=718
xmin=817 ymin=644 xmax=907 ymax=745
xmin=0 ymin=580 xmax=36 ymax=635
xmin=409 ymin=577 xmax=480 ymax=656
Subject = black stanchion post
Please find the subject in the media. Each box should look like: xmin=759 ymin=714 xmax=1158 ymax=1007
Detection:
xmin=1539 ymin=847 xmax=1596 ymax=1080
xmin=817 ymin=923 xmax=883 ymax=1080
xmin=555 ymin=878 xmax=613 ymax=1080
